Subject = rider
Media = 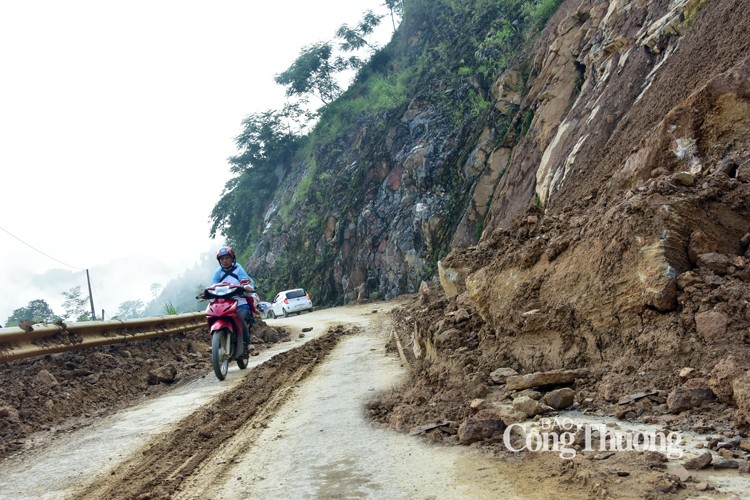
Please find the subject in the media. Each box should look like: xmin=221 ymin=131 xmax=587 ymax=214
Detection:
xmin=210 ymin=246 xmax=255 ymax=358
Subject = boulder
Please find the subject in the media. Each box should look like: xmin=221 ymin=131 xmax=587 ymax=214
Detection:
xmin=684 ymin=451 xmax=713 ymax=470
xmin=667 ymin=378 xmax=715 ymax=413
xmin=457 ymin=408 xmax=506 ymax=444
xmin=543 ymin=388 xmax=576 ymax=410
xmin=505 ymin=369 xmax=587 ymax=391
xmin=512 ymin=395 xmax=551 ymax=417
xmin=437 ymin=260 xmax=468 ymax=298
xmin=709 ymin=356 xmax=746 ymax=404
xmin=695 ymin=311 xmax=729 ymax=340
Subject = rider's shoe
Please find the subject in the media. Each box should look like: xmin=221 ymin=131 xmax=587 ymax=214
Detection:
xmin=239 ymin=344 xmax=250 ymax=359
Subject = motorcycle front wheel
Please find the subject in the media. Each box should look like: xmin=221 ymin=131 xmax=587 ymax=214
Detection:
xmin=211 ymin=329 xmax=230 ymax=381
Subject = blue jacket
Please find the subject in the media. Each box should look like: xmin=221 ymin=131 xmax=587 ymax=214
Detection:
xmin=210 ymin=263 xmax=254 ymax=306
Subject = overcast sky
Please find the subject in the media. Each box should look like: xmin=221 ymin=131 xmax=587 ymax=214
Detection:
xmin=0 ymin=0 xmax=393 ymax=323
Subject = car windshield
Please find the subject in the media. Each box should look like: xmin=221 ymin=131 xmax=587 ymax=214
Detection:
xmin=286 ymin=290 xmax=307 ymax=299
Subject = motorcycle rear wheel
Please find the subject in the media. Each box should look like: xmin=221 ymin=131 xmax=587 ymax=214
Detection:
xmin=211 ymin=330 xmax=230 ymax=380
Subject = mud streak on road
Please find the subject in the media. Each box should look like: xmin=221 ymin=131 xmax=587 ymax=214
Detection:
xmin=72 ymin=329 xmax=345 ymax=500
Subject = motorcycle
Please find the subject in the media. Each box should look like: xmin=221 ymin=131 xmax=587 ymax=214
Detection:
xmin=198 ymin=281 xmax=254 ymax=381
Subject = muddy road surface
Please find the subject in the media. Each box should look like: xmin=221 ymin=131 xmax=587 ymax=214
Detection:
xmin=0 ymin=303 xmax=520 ymax=499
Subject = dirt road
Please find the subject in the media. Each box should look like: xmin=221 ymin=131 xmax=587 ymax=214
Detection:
xmin=0 ymin=302 xmax=518 ymax=499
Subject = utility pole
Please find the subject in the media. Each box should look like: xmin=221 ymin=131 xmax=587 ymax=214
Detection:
xmin=86 ymin=269 xmax=96 ymax=321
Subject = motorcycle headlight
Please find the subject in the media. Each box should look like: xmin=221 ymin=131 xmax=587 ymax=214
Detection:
xmin=213 ymin=285 xmax=232 ymax=296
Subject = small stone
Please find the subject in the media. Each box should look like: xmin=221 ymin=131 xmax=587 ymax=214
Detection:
xmin=672 ymin=171 xmax=695 ymax=186
xmin=679 ymin=367 xmax=696 ymax=379
xmin=469 ymin=399 xmax=486 ymax=413
xmin=695 ymin=311 xmax=729 ymax=340
xmin=673 ymin=465 xmax=692 ymax=482
xmin=713 ymin=459 xmax=738 ymax=469
xmin=688 ymin=230 xmax=717 ymax=265
xmin=489 ymin=367 xmax=518 ymax=385
xmin=684 ymin=451 xmax=713 ymax=470
xmin=696 ymin=253 xmax=731 ymax=275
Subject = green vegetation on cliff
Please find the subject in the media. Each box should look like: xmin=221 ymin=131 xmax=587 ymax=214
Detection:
xmin=210 ymin=0 xmax=562 ymax=303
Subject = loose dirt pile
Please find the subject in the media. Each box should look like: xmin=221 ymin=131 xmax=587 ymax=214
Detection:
xmin=370 ymin=281 xmax=750 ymax=497
xmin=0 ymin=320 xmax=288 ymax=460
xmin=71 ymin=330 xmax=346 ymax=500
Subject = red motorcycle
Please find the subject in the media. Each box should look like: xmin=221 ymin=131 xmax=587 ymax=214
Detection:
xmin=199 ymin=281 xmax=253 ymax=380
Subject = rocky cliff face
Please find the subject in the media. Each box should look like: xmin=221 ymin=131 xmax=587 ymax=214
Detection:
xmin=384 ymin=0 xmax=750 ymax=440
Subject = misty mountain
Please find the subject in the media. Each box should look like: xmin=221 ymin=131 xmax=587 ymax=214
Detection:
xmin=142 ymin=252 xmax=216 ymax=317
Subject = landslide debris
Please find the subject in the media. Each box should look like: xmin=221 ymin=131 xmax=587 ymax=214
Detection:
xmin=0 ymin=320 xmax=288 ymax=460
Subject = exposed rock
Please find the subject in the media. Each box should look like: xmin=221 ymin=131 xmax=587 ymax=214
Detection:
xmin=694 ymin=311 xmax=729 ymax=340
xmin=543 ymin=387 xmax=575 ymax=410
xmin=672 ymin=172 xmax=695 ymax=186
xmin=713 ymin=459 xmax=738 ymax=469
xmin=489 ymin=367 xmax=518 ymax=385
xmin=733 ymin=373 xmax=750 ymax=424
xmin=457 ymin=408 xmax=506 ymax=444
xmin=512 ymin=395 xmax=550 ymax=417
xmin=709 ymin=356 xmax=746 ymax=404
xmin=35 ymin=369 xmax=58 ymax=387
xmin=667 ymin=378 xmax=715 ymax=413
xmin=688 ymin=230 xmax=717 ymax=265
xmin=676 ymin=271 xmax=702 ymax=290
xmin=437 ymin=260 xmax=468 ymax=299
xmin=684 ymin=451 xmax=713 ymax=470
xmin=696 ymin=253 xmax=731 ymax=275
xmin=515 ymin=389 xmax=542 ymax=400
xmin=505 ymin=369 xmax=587 ymax=391
xmin=738 ymin=159 xmax=750 ymax=183
xmin=679 ymin=367 xmax=696 ymax=380
xmin=147 ymin=364 xmax=178 ymax=385
xmin=469 ymin=399 xmax=487 ymax=413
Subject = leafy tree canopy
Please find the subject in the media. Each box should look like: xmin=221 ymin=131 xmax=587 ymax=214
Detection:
xmin=62 ymin=286 xmax=91 ymax=322
xmin=4 ymin=299 xmax=59 ymax=327
xmin=274 ymin=42 xmax=344 ymax=106
xmin=114 ymin=299 xmax=145 ymax=320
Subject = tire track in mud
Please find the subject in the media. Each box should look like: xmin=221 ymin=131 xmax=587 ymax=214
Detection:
xmin=71 ymin=328 xmax=348 ymax=500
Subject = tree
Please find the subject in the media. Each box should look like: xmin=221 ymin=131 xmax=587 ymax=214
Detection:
xmin=383 ymin=0 xmax=404 ymax=31
xmin=5 ymin=299 xmax=59 ymax=326
xmin=335 ymin=10 xmax=382 ymax=54
xmin=229 ymin=109 xmax=300 ymax=175
xmin=115 ymin=299 xmax=145 ymax=320
xmin=150 ymin=283 xmax=163 ymax=298
xmin=210 ymin=108 xmax=301 ymax=244
xmin=61 ymin=286 xmax=91 ymax=322
xmin=274 ymin=42 xmax=344 ymax=106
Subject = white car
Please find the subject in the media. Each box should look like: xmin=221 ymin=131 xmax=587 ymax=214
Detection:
xmin=268 ymin=289 xmax=313 ymax=318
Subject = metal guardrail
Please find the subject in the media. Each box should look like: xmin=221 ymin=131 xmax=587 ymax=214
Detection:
xmin=0 ymin=312 xmax=207 ymax=363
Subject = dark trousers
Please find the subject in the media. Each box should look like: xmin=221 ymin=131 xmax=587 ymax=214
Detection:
xmin=237 ymin=304 xmax=251 ymax=346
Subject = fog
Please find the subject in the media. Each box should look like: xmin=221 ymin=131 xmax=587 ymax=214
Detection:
xmin=0 ymin=250 xmax=217 ymax=325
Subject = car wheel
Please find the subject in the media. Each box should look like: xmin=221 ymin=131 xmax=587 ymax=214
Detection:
xmin=269 ymin=310 xmax=276 ymax=319
xmin=309 ymin=307 xmax=314 ymax=313
xmin=283 ymin=308 xmax=289 ymax=318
